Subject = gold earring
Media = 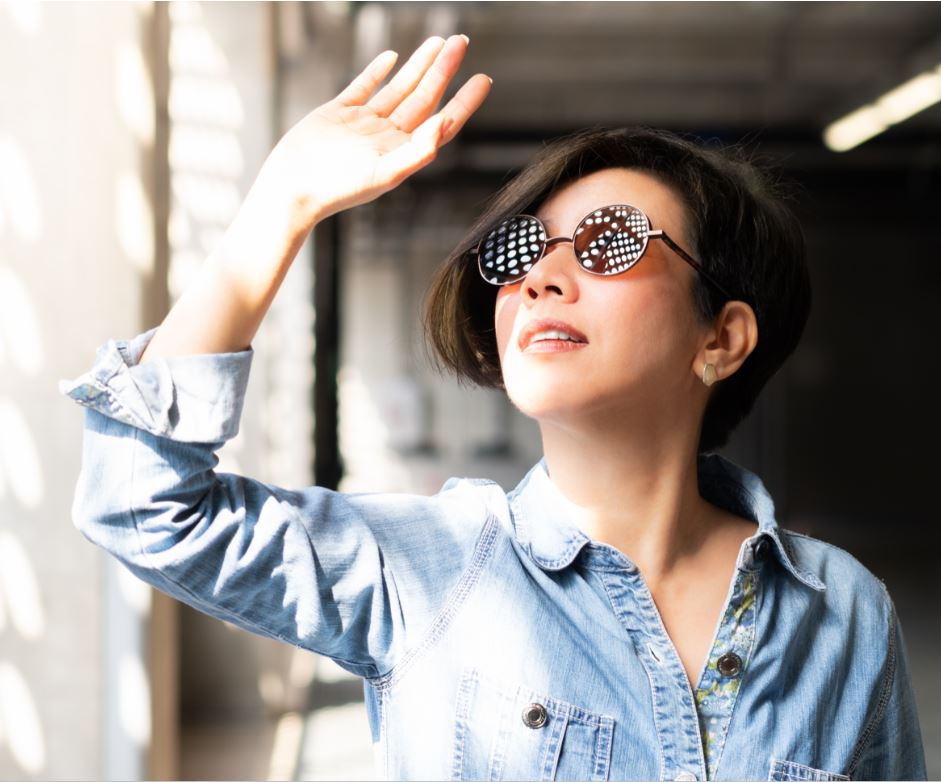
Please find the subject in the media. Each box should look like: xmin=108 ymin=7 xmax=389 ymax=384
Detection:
xmin=702 ymin=363 xmax=718 ymax=387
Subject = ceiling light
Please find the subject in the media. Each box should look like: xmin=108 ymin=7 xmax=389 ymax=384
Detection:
xmin=823 ymin=66 xmax=941 ymax=152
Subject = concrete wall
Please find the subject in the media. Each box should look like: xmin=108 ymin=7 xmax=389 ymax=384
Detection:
xmin=1 ymin=2 xmax=164 ymax=778
xmin=2 ymin=2 xmax=319 ymax=778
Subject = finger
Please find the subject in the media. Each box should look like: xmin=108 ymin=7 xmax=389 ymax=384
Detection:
xmin=335 ymin=50 xmax=399 ymax=107
xmin=366 ymin=36 xmax=446 ymax=117
xmin=387 ymin=34 xmax=469 ymax=133
xmin=437 ymin=74 xmax=493 ymax=145
xmin=373 ymin=113 xmax=448 ymax=189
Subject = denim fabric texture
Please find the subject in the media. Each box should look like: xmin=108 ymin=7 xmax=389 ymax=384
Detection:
xmin=61 ymin=329 xmax=927 ymax=781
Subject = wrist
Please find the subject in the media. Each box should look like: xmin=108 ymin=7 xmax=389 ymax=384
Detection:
xmin=253 ymin=143 xmax=332 ymax=233
xmin=243 ymin=168 xmax=318 ymax=237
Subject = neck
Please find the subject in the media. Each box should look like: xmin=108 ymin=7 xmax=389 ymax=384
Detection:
xmin=539 ymin=407 xmax=714 ymax=583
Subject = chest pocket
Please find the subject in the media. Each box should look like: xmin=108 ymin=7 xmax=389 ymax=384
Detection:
xmin=768 ymin=758 xmax=850 ymax=781
xmin=451 ymin=668 xmax=614 ymax=781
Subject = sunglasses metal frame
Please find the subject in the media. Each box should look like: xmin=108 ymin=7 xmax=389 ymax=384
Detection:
xmin=474 ymin=203 xmax=733 ymax=302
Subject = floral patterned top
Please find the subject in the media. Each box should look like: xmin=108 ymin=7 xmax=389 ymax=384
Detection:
xmin=694 ymin=570 xmax=759 ymax=778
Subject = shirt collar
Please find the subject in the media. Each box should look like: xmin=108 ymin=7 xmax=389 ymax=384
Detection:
xmin=507 ymin=453 xmax=825 ymax=591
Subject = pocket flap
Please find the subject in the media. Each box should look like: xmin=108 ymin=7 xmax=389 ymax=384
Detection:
xmin=768 ymin=758 xmax=850 ymax=781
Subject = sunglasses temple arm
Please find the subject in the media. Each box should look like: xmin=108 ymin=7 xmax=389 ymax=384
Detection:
xmin=651 ymin=230 xmax=734 ymax=301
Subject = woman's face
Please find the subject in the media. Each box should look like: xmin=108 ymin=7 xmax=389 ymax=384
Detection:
xmin=494 ymin=167 xmax=709 ymax=424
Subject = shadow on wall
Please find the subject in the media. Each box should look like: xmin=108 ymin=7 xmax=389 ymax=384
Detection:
xmin=1 ymin=5 xmax=50 ymax=770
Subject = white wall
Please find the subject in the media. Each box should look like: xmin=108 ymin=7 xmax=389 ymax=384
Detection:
xmin=1 ymin=2 xmax=161 ymax=778
xmin=1 ymin=2 xmax=320 ymax=778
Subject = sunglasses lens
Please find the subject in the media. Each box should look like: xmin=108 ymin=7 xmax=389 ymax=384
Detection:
xmin=478 ymin=215 xmax=547 ymax=285
xmin=573 ymin=206 xmax=649 ymax=275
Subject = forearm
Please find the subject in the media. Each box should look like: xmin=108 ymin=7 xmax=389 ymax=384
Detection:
xmin=140 ymin=171 xmax=318 ymax=362
xmin=138 ymin=34 xmax=487 ymax=364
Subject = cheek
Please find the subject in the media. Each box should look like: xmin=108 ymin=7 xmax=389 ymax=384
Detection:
xmin=597 ymin=282 xmax=694 ymax=364
xmin=494 ymin=287 xmax=521 ymax=363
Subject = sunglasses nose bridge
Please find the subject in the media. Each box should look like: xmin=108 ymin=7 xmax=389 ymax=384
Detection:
xmin=533 ymin=235 xmax=577 ymax=273
xmin=519 ymin=235 xmax=581 ymax=298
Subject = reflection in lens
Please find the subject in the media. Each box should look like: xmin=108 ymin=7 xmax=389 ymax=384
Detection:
xmin=479 ymin=216 xmax=546 ymax=285
xmin=573 ymin=205 xmax=648 ymax=275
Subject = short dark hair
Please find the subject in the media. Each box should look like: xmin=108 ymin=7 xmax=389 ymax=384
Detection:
xmin=422 ymin=126 xmax=811 ymax=453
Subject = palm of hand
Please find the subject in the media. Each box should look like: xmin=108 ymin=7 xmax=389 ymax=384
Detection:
xmin=303 ymin=103 xmax=417 ymax=206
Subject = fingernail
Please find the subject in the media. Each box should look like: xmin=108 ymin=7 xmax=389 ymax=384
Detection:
xmin=460 ymin=34 xmax=470 ymax=44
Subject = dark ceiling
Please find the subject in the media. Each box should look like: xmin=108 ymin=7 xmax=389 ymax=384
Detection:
xmin=456 ymin=2 xmax=941 ymax=133
xmin=318 ymin=1 xmax=941 ymax=169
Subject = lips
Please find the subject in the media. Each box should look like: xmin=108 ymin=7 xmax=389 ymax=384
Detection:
xmin=518 ymin=318 xmax=589 ymax=352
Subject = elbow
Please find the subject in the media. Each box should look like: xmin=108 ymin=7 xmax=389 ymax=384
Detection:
xmin=70 ymin=460 xmax=210 ymax=568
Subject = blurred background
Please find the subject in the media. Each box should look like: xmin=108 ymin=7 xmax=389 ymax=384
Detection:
xmin=1 ymin=1 xmax=939 ymax=779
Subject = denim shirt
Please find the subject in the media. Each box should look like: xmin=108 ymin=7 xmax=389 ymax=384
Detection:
xmin=60 ymin=329 xmax=927 ymax=781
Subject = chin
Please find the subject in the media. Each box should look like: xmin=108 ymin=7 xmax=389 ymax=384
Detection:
xmin=504 ymin=377 xmax=591 ymax=421
xmin=502 ymin=361 xmax=635 ymax=424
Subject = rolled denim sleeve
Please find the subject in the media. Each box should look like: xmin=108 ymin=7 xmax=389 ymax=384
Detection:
xmin=61 ymin=330 xmax=497 ymax=679
xmin=59 ymin=327 xmax=252 ymax=443
xmin=850 ymin=592 xmax=927 ymax=780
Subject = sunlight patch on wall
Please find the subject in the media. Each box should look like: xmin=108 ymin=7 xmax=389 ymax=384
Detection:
xmin=0 ymin=532 xmax=45 ymax=641
xmin=165 ymin=248 xmax=202 ymax=302
xmin=169 ymin=76 xmax=245 ymax=129
xmin=115 ymin=171 xmax=155 ymax=274
xmin=0 ymin=266 xmax=44 ymax=375
xmin=0 ymin=662 xmax=45 ymax=774
xmin=165 ymin=0 xmax=245 ymax=305
xmin=0 ymin=400 xmax=43 ymax=509
xmin=338 ymin=366 xmax=410 ymax=492
xmin=1 ymin=0 xmax=42 ymax=37
xmin=116 ymin=563 xmax=152 ymax=617
xmin=0 ymin=135 xmax=42 ymax=244
xmin=169 ymin=126 xmax=243 ymax=177
xmin=215 ymin=425 xmax=243 ymax=476
xmin=118 ymin=654 xmax=151 ymax=747
xmin=170 ymin=174 xmax=240 ymax=225
xmin=115 ymin=40 xmax=154 ymax=146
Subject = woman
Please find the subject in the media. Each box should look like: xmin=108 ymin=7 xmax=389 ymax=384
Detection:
xmin=62 ymin=35 xmax=925 ymax=780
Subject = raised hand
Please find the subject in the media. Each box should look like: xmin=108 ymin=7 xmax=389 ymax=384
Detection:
xmin=261 ymin=34 xmax=492 ymax=226
xmin=137 ymin=35 xmax=490 ymax=363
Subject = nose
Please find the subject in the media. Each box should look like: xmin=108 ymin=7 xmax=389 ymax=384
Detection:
xmin=522 ymin=239 xmax=578 ymax=305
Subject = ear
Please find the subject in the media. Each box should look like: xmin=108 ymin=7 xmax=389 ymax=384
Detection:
xmin=693 ymin=300 xmax=758 ymax=384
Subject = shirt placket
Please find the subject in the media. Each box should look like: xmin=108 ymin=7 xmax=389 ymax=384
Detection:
xmin=599 ymin=565 xmax=708 ymax=782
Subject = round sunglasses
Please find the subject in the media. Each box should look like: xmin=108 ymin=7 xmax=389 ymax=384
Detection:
xmin=474 ymin=203 xmax=732 ymax=300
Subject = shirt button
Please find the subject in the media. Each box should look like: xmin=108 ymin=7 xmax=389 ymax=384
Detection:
xmin=521 ymin=703 xmax=548 ymax=729
xmin=674 ymin=772 xmax=698 ymax=781
xmin=753 ymin=537 xmax=771 ymax=563
xmin=717 ymin=652 xmax=743 ymax=677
